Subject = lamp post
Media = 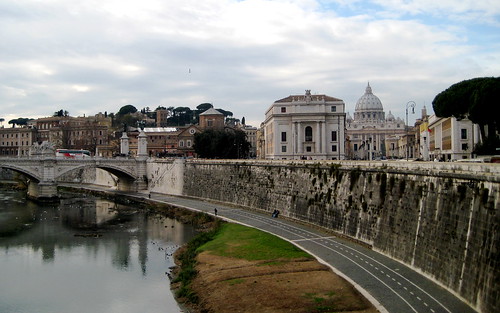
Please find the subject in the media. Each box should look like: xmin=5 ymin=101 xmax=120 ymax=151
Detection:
xmin=405 ymin=101 xmax=416 ymax=161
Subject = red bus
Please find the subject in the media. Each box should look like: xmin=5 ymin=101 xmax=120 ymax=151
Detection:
xmin=56 ymin=149 xmax=91 ymax=159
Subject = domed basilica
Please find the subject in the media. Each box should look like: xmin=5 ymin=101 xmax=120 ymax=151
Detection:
xmin=346 ymin=83 xmax=406 ymax=159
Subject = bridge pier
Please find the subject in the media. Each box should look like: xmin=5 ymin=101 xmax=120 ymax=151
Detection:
xmin=27 ymin=181 xmax=59 ymax=202
xmin=117 ymin=179 xmax=137 ymax=192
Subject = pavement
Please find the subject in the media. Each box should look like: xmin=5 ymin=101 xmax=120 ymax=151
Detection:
xmin=78 ymin=186 xmax=479 ymax=313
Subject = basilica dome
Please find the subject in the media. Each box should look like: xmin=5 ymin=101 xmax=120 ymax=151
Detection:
xmin=353 ymin=83 xmax=385 ymax=122
xmin=355 ymin=83 xmax=384 ymax=112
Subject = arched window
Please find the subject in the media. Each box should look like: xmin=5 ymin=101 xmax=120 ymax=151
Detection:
xmin=305 ymin=126 xmax=312 ymax=142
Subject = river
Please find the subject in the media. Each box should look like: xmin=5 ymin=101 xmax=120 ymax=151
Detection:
xmin=0 ymin=187 xmax=197 ymax=313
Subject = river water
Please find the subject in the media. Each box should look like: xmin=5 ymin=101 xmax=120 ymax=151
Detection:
xmin=0 ymin=187 xmax=197 ymax=313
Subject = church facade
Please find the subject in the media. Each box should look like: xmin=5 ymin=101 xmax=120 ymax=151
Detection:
xmin=346 ymin=83 xmax=406 ymax=160
xmin=263 ymin=90 xmax=346 ymax=160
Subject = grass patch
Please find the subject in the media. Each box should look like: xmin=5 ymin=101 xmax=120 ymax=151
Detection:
xmin=224 ymin=278 xmax=246 ymax=286
xmin=198 ymin=223 xmax=312 ymax=261
xmin=304 ymin=292 xmax=337 ymax=312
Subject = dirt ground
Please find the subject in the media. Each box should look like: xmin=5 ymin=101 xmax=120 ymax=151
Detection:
xmin=176 ymin=251 xmax=379 ymax=313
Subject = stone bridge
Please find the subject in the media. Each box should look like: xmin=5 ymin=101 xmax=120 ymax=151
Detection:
xmin=0 ymin=156 xmax=148 ymax=200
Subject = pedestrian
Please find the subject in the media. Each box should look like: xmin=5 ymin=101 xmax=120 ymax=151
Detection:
xmin=214 ymin=208 xmax=218 ymax=216
xmin=148 ymin=193 xmax=151 ymax=199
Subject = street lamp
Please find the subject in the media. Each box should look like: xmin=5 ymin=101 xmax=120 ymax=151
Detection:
xmin=406 ymin=101 xmax=416 ymax=161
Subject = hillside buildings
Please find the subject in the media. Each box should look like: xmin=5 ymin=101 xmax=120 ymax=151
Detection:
xmin=0 ymin=113 xmax=114 ymax=157
xmin=0 ymin=86 xmax=491 ymax=161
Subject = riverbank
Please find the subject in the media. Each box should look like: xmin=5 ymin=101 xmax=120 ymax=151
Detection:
xmin=173 ymin=223 xmax=378 ymax=313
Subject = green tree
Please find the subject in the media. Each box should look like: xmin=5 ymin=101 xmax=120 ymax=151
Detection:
xmin=432 ymin=77 xmax=500 ymax=154
xmin=53 ymin=109 xmax=69 ymax=117
xmin=113 ymin=105 xmax=140 ymax=128
xmin=217 ymin=109 xmax=233 ymax=119
xmin=117 ymin=104 xmax=138 ymax=115
xmin=196 ymin=103 xmax=213 ymax=112
xmin=194 ymin=129 xmax=250 ymax=159
xmin=8 ymin=118 xmax=32 ymax=127
xmin=168 ymin=107 xmax=193 ymax=126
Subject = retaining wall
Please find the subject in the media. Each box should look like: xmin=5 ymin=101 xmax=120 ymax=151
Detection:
xmin=149 ymin=159 xmax=498 ymax=313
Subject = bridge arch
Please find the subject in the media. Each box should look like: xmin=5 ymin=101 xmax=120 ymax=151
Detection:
xmin=52 ymin=161 xmax=141 ymax=192
xmin=0 ymin=164 xmax=42 ymax=182
xmin=53 ymin=163 xmax=136 ymax=181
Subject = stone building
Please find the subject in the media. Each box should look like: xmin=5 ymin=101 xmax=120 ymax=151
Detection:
xmin=156 ymin=109 xmax=169 ymax=127
xmin=126 ymin=127 xmax=180 ymax=157
xmin=199 ymin=107 xmax=225 ymax=129
xmin=346 ymin=83 xmax=407 ymax=160
xmin=263 ymin=90 xmax=346 ymax=160
xmin=0 ymin=114 xmax=115 ymax=157
xmin=240 ymin=124 xmax=258 ymax=158
xmin=30 ymin=114 xmax=113 ymax=157
xmin=0 ymin=126 xmax=36 ymax=156
xmin=427 ymin=115 xmax=480 ymax=161
xmin=176 ymin=125 xmax=201 ymax=157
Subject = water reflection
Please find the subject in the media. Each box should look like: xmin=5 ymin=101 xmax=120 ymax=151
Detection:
xmin=0 ymin=189 xmax=196 ymax=313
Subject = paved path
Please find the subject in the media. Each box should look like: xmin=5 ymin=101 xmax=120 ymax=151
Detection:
xmin=82 ymin=187 xmax=478 ymax=313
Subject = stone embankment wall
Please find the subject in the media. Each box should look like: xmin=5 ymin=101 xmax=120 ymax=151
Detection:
xmin=148 ymin=159 xmax=498 ymax=313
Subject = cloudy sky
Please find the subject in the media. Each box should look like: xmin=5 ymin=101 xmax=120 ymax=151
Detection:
xmin=1 ymin=0 xmax=499 ymax=127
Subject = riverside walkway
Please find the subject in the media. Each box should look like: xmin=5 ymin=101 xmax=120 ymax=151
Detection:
xmin=83 ymin=186 xmax=478 ymax=313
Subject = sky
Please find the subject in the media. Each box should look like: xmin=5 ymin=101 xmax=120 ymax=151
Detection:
xmin=1 ymin=0 xmax=499 ymax=128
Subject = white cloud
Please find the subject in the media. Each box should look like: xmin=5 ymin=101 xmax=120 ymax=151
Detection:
xmin=72 ymin=85 xmax=90 ymax=92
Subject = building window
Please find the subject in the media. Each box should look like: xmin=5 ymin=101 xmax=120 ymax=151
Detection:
xmin=306 ymin=146 xmax=312 ymax=152
xmin=332 ymin=145 xmax=337 ymax=152
xmin=305 ymin=126 xmax=312 ymax=142
xmin=207 ymin=120 xmax=213 ymax=127
xmin=187 ymin=140 xmax=192 ymax=147
xmin=281 ymin=107 xmax=286 ymax=113
xmin=281 ymin=132 xmax=287 ymax=142
xmin=354 ymin=144 xmax=358 ymax=151
xmin=282 ymin=145 xmax=287 ymax=152
xmin=331 ymin=106 xmax=336 ymax=112
xmin=179 ymin=140 xmax=184 ymax=147
xmin=461 ymin=129 xmax=467 ymax=139
xmin=331 ymin=131 xmax=337 ymax=142
xmin=462 ymin=143 xmax=468 ymax=151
